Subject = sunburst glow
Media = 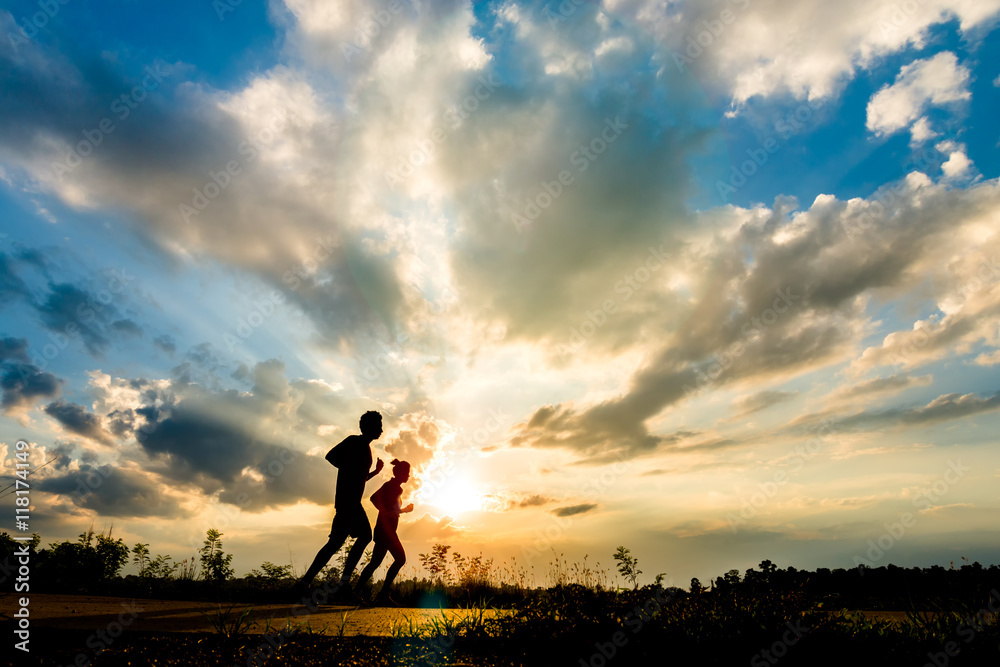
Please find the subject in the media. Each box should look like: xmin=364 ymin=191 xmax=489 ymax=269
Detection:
xmin=422 ymin=478 xmax=485 ymax=515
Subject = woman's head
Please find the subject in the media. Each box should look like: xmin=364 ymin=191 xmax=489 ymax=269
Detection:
xmin=390 ymin=458 xmax=410 ymax=482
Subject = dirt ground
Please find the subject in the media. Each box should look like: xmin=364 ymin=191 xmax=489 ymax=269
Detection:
xmin=1 ymin=593 xmax=504 ymax=637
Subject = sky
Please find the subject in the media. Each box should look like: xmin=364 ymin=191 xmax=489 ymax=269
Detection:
xmin=1 ymin=0 xmax=999 ymax=589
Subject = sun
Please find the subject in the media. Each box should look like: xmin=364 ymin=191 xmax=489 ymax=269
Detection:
xmin=422 ymin=478 xmax=485 ymax=515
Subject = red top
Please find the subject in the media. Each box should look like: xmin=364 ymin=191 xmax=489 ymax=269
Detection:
xmin=371 ymin=478 xmax=403 ymax=536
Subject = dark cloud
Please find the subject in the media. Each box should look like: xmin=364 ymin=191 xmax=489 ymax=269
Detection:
xmin=35 ymin=283 xmax=115 ymax=355
xmin=170 ymin=343 xmax=231 ymax=389
xmin=153 ymin=334 xmax=176 ymax=356
xmin=37 ymin=464 xmax=186 ymax=518
xmin=112 ymin=357 xmax=377 ymax=510
xmin=0 ymin=336 xmax=31 ymax=363
xmin=46 ymin=441 xmax=76 ymax=470
xmin=552 ymin=504 xmax=598 ymax=517
xmin=137 ymin=397 xmax=264 ymax=483
xmin=111 ymin=319 xmax=143 ymax=337
xmin=518 ymin=494 xmax=554 ymax=508
xmin=835 ymin=391 xmax=1000 ymax=431
xmin=216 ymin=448 xmax=336 ymax=512
xmin=0 ymin=253 xmax=31 ymax=306
xmin=44 ymin=400 xmax=114 ymax=445
xmin=106 ymin=408 xmax=136 ymax=437
xmin=0 ymin=355 xmax=62 ymax=413
xmin=2 ymin=249 xmax=154 ymax=359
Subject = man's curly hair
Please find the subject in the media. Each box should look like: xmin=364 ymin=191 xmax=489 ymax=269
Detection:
xmin=359 ymin=410 xmax=382 ymax=435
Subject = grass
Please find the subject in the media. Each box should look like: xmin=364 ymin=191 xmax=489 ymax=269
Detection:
xmin=7 ymin=548 xmax=1000 ymax=666
xmin=202 ymin=602 xmax=256 ymax=640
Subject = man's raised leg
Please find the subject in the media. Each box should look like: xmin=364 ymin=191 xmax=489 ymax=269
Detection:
xmin=300 ymin=535 xmax=345 ymax=586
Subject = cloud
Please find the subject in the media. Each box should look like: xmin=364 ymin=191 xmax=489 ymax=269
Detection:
xmin=1 ymin=248 xmax=151 ymax=359
xmin=851 ymin=248 xmax=1000 ymax=374
xmin=732 ymin=390 xmax=797 ymax=417
xmin=552 ymin=503 xmax=597 ymax=517
xmin=518 ymin=494 xmax=554 ymax=508
xmin=511 ymin=174 xmax=1000 ymax=459
xmin=153 ymin=335 xmax=177 ymax=356
xmin=37 ymin=464 xmax=187 ymax=518
xmin=0 ymin=253 xmax=31 ymax=306
xmin=659 ymin=0 xmax=999 ymax=106
xmin=940 ymin=148 xmax=973 ymax=180
xmin=909 ymin=117 xmax=938 ymax=146
xmin=827 ymin=374 xmax=933 ymax=405
xmin=0 ymin=27 xmax=406 ymax=354
xmin=64 ymin=355 xmax=383 ymax=511
xmin=385 ymin=413 xmax=443 ymax=470
xmin=0 ymin=338 xmax=63 ymax=414
xmin=866 ymin=52 xmax=971 ymax=137
xmin=816 ymin=390 xmax=1000 ymax=432
xmin=43 ymin=400 xmax=115 ymax=445
xmin=400 ymin=512 xmax=461 ymax=541
xmin=32 ymin=279 xmax=136 ymax=356
xmin=0 ymin=336 xmax=31 ymax=364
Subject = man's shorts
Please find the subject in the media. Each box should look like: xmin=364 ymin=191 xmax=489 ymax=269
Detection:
xmin=330 ymin=504 xmax=372 ymax=541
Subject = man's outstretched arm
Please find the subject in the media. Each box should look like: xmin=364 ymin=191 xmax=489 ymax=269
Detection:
xmin=367 ymin=458 xmax=384 ymax=480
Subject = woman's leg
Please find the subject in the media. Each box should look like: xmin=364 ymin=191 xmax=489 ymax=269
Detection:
xmin=377 ymin=534 xmax=406 ymax=599
xmin=356 ymin=544 xmax=388 ymax=588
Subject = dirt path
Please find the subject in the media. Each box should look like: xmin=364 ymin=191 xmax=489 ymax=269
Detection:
xmin=1 ymin=593 xmax=504 ymax=637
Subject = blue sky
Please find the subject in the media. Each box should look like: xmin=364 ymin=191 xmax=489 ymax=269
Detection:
xmin=1 ymin=0 xmax=999 ymax=587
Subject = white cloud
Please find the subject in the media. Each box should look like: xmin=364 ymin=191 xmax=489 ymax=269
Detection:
xmin=866 ymin=52 xmax=971 ymax=137
xmin=909 ymin=116 xmax=938 ymax=145
xmin=649 ymin=0 xmax=1000 ymax=106
xmin=941 ymin=149 xmax=973 ymax=179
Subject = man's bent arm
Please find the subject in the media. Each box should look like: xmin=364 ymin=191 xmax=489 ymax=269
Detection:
xmin=325 ymin=437 xmax=351 ymax=466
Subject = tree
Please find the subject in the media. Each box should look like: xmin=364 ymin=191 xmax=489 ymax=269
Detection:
xmin=418 ymin=544 xmax=452 ymax=586
xmin=249 ymin=561 xmax=293 ymax=581
xmin=690 ymin=577 xmax=704 ymax=594
xmin=199 ymin=529 xmax=234 ymax=582
xmin=613 ymin=546 xmax=642 ymax=590
xmin=93 ymin=530 xmax=130 ymax=580
xmin=146 ymin=554 xmax=179 ymax=579
xmin=452 ymin=551 xmax=494 ymax=588
xmin=34 ymin=527 xmax=128 ymax=590
xmin=133 ymin=543 xmax=150 ymax=576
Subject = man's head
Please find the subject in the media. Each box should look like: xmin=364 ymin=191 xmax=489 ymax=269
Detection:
xmin=359 ymin=410 xmax=383 ymax=439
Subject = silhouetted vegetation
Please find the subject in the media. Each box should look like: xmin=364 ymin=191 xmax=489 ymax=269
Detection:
xmin=4 ymin=532 xmax=1000 ymax=665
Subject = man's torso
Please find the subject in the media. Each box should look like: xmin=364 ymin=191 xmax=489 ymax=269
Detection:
xmin=334 ymin=434 xmax=372 ymax=508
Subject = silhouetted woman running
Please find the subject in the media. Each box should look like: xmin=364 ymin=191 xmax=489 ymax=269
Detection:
xmin=356 ymin=458 xmax=413 ymax=605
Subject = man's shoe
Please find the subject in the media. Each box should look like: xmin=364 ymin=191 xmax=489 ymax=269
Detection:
xmin=333 ymin=581 xmax=354 ymax=603
xmin=289 ymin=580 xmax=310 ymax=603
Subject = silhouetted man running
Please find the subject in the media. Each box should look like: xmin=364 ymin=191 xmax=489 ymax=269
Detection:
xmin=294 ymin=410 xmax=384 ymax=599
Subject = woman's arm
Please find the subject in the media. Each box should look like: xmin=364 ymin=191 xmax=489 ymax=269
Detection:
xmin=369 ymin=485 xmax=385 ymax=511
